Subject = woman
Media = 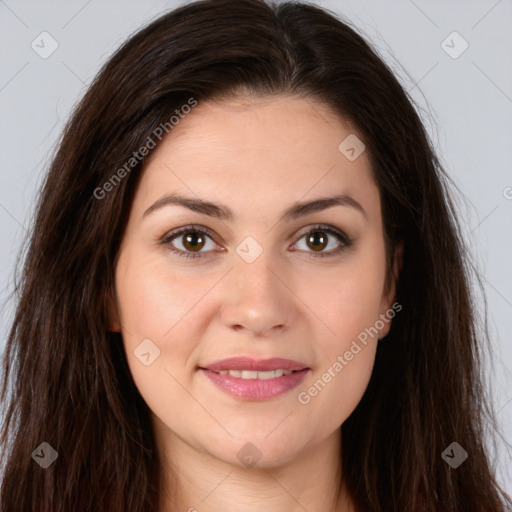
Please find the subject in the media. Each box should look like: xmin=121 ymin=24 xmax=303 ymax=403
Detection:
xmin=1 ymin=0 xmax=510 ymax=510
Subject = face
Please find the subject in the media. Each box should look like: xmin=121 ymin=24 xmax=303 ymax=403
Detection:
xmin=110 ymin=94 xmax=398 ymax=469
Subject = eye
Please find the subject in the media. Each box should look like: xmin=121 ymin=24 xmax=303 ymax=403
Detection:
xmin=161 ymin=225 xmax=219 ymax=260
xmin=291 ymin=224 xmax=352 ymax=258
xmin=161 ymin=224 xmax=352 ymax=260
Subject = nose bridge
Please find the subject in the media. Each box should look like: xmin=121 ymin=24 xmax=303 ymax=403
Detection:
xmin=233 ymin=241 xmax=282 ymax=304
xmin=220 ymin=239 xmax=292 ymax=334
xmin=233 ymin=234 xmax=277 ymax=289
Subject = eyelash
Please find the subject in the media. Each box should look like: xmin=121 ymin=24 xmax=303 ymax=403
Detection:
xmin=160 ymin=224 xmax=353 ymax=260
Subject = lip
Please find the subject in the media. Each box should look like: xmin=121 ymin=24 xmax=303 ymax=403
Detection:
xmin=199 ymin=367 xmax=310 ymax=400
xmin=198 ymin=357 xmax=311 ymax=400
xmin=201 ymin=357 xmax=309 ymax=372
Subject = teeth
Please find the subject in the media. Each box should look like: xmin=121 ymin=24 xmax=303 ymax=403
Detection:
xmin=216 ymin=369 xmax=295 ymax=379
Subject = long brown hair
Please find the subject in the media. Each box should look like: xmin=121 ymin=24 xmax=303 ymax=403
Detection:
xmin=1 ymin=0 xmax=510 ymax=510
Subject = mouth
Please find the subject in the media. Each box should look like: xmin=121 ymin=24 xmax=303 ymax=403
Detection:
xmin=198 ymin=357 xmax=311 ymax=400
xmin=204 ymin=368 xmax=303 ymax=379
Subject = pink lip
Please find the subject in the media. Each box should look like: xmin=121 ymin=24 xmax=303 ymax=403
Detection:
xmin=199 ymin=357 xmax=311 ymax=400
xmin=199 ymin=367 xmax=310 ymax=400
xmin=202 ymin=357 xmax=309 ymax=372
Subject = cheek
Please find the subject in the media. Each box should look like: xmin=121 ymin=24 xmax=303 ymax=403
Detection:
xmin=115 ymin=257 xmax=201 ymax=434
xmin=300 ymin=243 xmax=387 ymax=343
xmin=114 ymin=253 xmax=197 ymax=390
xmin=300 ymin=303 xmax=379 ymax=431
xmin=115 ymin=251 xmax=197 ymax=340
xmin=310 ymin=342 xmax=377 ymax=432
xmin=294 ymin=241 xmax=385 ymax=426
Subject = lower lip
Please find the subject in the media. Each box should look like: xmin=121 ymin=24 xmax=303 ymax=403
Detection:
xmin=200 ymin=368 xmax=310 ymax=400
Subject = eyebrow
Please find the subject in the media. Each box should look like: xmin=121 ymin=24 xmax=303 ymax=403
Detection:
xmin=143 ymin=192 xmax=367 ymax=222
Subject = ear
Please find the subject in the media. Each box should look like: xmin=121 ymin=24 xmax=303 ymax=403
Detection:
xmin=106 ymin=289 xmax=121 ymax=333
xmin=379 ymin=240 xmax=403 ymax=338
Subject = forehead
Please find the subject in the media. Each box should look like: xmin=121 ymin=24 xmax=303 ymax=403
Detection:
xmin=133 ymin=94 xmax=380 ymax=223
xmin=154 ymin=94 xmax=357 ymax=164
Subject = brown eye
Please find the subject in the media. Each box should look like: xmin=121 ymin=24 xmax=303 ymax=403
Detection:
xmin=292 ymin=225 xmax=352 ymax=258
xmin=305 ymin=231 xmax=329 ymax=252
xmin=162 ymin=226 xmax=218 ymax=259
xmin=162 ymin=224 xmax=352 ymax=261
xmin=181 ymin=231 xmax=206 ymax=252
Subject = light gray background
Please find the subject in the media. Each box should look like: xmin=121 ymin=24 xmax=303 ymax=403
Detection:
xmin=1 ymin=0 xmax=511 ymax=498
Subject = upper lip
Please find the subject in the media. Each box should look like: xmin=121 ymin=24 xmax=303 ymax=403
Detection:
xmin=201 ymin=357 xmax=309 ymax=372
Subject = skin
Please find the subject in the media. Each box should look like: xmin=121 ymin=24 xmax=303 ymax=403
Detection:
xmin=108 ymin=94 xmax=400 ymax=512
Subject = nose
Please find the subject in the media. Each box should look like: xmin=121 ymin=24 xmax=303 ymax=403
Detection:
xmin=219 ymin=250 xmax=297 ymax=337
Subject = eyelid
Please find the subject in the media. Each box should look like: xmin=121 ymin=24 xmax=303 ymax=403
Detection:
xmin=161 ymin=224 xmax=218 ymax=243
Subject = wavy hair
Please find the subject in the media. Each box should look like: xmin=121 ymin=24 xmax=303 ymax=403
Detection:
xmin=1 ymin=0 xmax=510 ymax=510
